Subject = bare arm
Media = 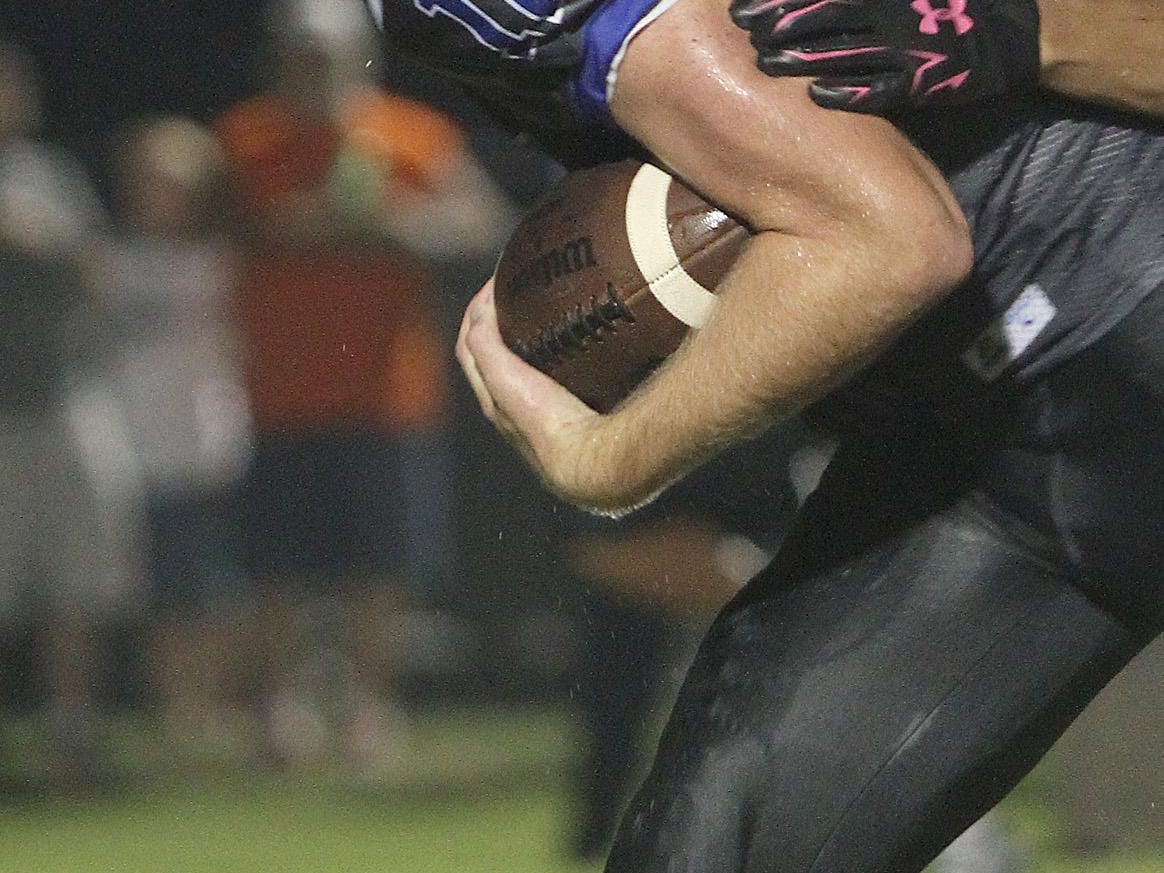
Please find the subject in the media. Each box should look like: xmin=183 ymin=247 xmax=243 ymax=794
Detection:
xmin=1039 ymin=0 xmax=1164 ymax=116
xmin=457 ymin=0 xmax=971 ymax=515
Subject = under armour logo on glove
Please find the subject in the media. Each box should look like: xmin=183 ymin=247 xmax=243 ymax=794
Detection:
xmin=729 ymin=0 xmax=1038 ymax=114
xmin=910 ymin=0 xmax=974 ymax=36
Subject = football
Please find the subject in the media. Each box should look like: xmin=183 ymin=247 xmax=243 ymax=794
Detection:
xmin=493 ymin=159 xmax=750 ymax=412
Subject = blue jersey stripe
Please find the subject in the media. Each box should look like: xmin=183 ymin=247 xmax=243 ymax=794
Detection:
xmin=570 ymin=0 xmax=669 ymax=125
xmin=411 ymin=0 xmax=560 ymax=52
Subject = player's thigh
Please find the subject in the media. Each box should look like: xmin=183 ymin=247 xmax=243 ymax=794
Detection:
xmin=605 ymin=486 xmax=1148 ymax=873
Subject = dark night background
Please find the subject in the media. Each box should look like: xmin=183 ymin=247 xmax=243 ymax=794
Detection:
xmin=0 ymin=2 xmax=267 ymax=182
xmin=0 ymin=2 xmax=551 ymax=218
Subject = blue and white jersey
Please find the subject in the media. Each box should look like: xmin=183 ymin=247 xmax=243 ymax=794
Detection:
xmin=363 ymin=0 xmax=675 ymax=125
xmin=567 ymin=0 xmax=677 ymax=125
xmin=364 ymin=0 xmax=598 ymax=65
xmin=362 ymin=0 xmax=649 ymax=167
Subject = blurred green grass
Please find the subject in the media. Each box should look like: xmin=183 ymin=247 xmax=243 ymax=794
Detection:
xmin=0 ymin=707 xmax=600 ymax=873
xmin=0 ymin=706 xmax=1159 ymax=873
xmin=0 ymin=776 xmax=598 ymax=873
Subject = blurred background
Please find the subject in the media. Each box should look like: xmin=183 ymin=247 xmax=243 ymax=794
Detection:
xmin=0 ymin=2 xmax=1161 ymax=872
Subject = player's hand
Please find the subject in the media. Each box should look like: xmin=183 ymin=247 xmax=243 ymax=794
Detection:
xmin=729 ymin=0 xmax=1040 ymax=114
xmin=457 ymin=280 xmax=642 ymax=514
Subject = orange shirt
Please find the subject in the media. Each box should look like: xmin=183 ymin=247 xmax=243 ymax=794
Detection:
xmin=341 ymin=90 xmax=464 ymax=195
xmin=216 ymin=91 xmax=462 ymax=434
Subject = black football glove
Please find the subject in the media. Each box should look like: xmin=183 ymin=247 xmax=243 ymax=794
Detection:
xmin=365 ymin=0 xmax=642 ymax=168
xmin=729 ymin=0 xmax=1040 ymax=114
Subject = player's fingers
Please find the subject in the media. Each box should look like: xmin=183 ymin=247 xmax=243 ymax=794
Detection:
xmin=465 ymin=288 xmax=597 ymax=455
xmin=756 ymin=43 xmax=894 ymax=79
xmin=762 ymin=0 xmax=872 ymax=45
xmin=465 ymin=291 xmax=548 ymax=428
xmin=729 ymin=0 xmax=818 ymax=33
xmin=808 ymin=71 xmax=909 ymax=113
xmin=456 ymin=285 xmax=500 ymax=423
xmin=461 ymin=283 xmax=550 ymax=445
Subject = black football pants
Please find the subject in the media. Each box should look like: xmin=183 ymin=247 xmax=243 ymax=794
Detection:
xmin=604 ymin=286 xmax=1164 ymax=873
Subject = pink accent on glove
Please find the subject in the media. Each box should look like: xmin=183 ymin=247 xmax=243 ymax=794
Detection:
xmin=836 ymin=84 xmax=873 ymax=101
xmin=782 ymin=45 xmax=885 ymax=61
xmin=906 ymin=49 xmax=950 ymax=94
xmin=925 ymin=69 xmax=971 ymax=93
xmin=775 ymin=0 xmax=857 ymax=32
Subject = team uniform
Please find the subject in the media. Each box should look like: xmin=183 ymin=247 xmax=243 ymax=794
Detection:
xmin=368 ymin=1 xmax=1164 ymax=871
xmin=606 ymin=102 xmax=1164 ymax=873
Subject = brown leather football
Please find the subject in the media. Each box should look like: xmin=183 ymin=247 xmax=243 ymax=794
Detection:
xmin=493 ymin=159 xmax=750 ymax=413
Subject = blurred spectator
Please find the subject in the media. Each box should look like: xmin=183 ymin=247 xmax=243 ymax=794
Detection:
xmin=93 ymin=115 xmax=254 ymax=749
xmin=215 ymin=23 xmax=512 ymax=776
xmin=0 ymin=41 xmax=141 ymax=788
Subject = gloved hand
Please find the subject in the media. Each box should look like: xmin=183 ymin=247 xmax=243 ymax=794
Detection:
xmin=729 ymin=0 xmax=1040 ymax=114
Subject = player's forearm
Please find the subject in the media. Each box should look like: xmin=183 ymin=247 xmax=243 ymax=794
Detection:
xmin=457 ymin=0 xmax=970 ymax=516
xmin=1039 ymin=0 xmax=1164 ymax=116
xmin=579 ymin=220 xmax=966 ymax=512
xmin=567 ymin=0 xmax=971 ymax=513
